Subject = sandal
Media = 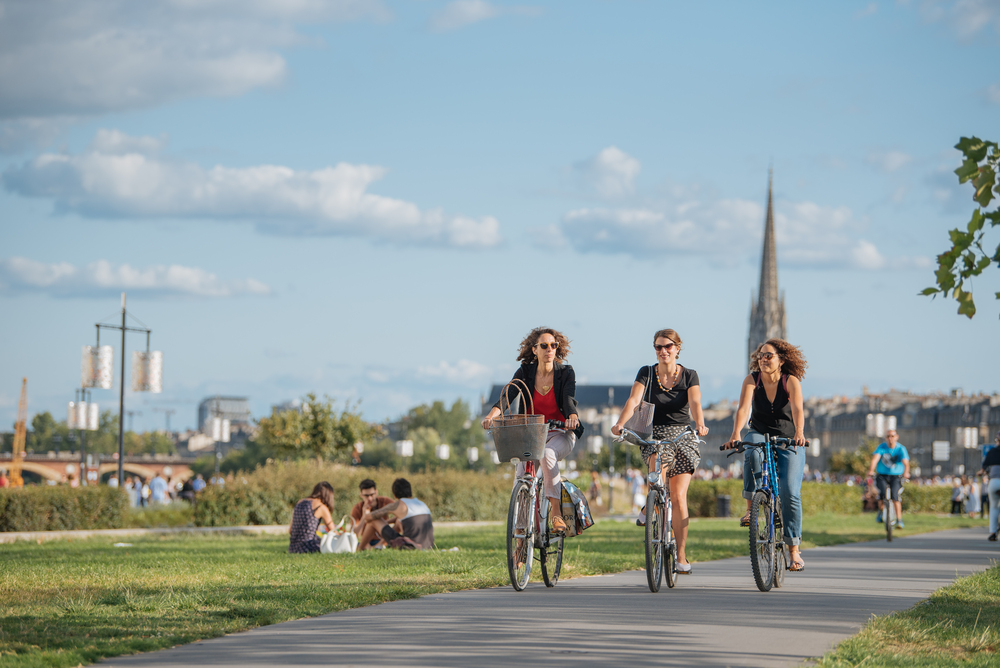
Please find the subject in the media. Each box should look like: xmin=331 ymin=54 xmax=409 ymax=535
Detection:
xmin=788 ymin=550 xmax=805 ymax=572
xmin=739 ymin=512 xmax=751 ymax=527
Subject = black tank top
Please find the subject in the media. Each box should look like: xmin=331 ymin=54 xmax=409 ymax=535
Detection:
xmin=748 ymin=372 xmax=795 ymax=438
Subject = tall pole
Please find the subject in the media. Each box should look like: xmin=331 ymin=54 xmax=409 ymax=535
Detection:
xmin=117 ymin=292 xmax=126 ymax=484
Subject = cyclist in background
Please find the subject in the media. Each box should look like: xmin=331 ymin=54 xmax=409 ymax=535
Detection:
xmin=611 ymin=328 xmax=708 ymax=575
xmin=723 ymin=339 xmax=808 ymax=572
xmin=482 ymin=327 xmax=582 ymax=534
xmin=866 ymin=429 xmax=910 ymax=529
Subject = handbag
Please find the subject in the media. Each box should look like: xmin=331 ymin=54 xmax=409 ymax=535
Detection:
xmin=623 ymin=365 xmax=655 ymax=439
xmin=560 ymin=481 xmax=595 ymax=537
xmin=320 ymin=516 xmax=358 ymax=554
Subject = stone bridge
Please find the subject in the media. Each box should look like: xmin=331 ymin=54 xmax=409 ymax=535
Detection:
xmin=0 ymin=453 xmax=196 ymax=484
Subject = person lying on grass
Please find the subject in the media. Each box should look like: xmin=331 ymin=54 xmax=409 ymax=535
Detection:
xmin=362 ymin=477 xmax=435 ymax=550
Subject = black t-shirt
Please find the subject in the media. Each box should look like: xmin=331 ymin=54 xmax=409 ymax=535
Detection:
xmin=634 ymin=365 xmax=700 ymax=426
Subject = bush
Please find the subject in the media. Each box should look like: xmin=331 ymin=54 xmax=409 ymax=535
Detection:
xmin=0 ymin=486 xmax=129 ymax=532
xmin=192 ymin=461 xmax=513 ymax=527
xmin=686 ymin=480 xmax=954 ymax=517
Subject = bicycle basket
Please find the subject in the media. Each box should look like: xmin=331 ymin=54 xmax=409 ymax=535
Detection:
xmin=490 ymin=378 xmax=548 ymax=462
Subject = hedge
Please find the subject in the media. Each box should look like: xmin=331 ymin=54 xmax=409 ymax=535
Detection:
xmin=192 ymin=462 xmax=513 ymax=527
xmin=687 ymin=480 xmax=953 ymax=517
xmin=0 ymin=486 xmax=129 ymax=532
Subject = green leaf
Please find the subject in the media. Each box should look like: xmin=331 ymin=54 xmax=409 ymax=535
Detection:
xmin=920 ymin=287 xmax=940 ymax=296
xmin=955 ymin=158 xmax=980 ymax=182
xmin=956 ymin=137 xmax=990 ymax=162
xmin=973 ymin=166 xmax=996 ymax=207
xmin=967 ymin=209 xmax=985 ymax=233
xmin=956 ymin=289 xmax=976 ymax=318
xmin=976 ymin=256 xmax=992 ymax=273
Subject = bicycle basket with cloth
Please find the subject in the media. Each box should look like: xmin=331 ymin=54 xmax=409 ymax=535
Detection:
xmin=622 ymin=365 xmax=655 ymax=440
xmin=559 ymin=480 xmax=595 ymax=537
xmin=489 ymin=378 xmax=548 ymax=462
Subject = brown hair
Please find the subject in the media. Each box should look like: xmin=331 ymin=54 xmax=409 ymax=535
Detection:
xmin=308 ymin=481 xmax=335 ymax=511
xmin=516 ymin=327 xmax=571 ymax=364
xmin=750 ymin=338 xmax=808 ymax=380
xmin=652 ymin=328 xmax=683 ymax=358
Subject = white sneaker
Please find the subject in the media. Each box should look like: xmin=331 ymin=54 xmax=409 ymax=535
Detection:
xmin=675 ymin=562 xmax=692 ymax=574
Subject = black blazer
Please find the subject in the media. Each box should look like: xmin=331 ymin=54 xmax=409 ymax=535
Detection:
xmin=493 ymin=362 xmax=584 ymax=439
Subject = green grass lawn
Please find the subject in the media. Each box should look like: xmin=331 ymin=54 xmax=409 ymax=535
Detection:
xmin=0 ymin=513 xmax=988 ymax=668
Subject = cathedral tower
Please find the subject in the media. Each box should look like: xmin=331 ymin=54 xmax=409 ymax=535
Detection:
xmin=748 ymin=170 xmax=787 ymax=365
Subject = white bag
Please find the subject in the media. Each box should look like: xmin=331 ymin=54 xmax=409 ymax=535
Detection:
xmin=320 ymin=516 xmax=358 ymax=554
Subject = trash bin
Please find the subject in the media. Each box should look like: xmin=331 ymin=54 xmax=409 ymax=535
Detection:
xmin=716 ymin=494 xmax=731 ymax=517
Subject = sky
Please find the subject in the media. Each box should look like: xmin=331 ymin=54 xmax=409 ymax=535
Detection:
xmin=1 ymin=0 xmax=999 ymax=433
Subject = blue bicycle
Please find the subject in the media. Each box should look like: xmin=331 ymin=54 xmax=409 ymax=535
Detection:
xmin=722 ymin=435 xmax=806 ymax=592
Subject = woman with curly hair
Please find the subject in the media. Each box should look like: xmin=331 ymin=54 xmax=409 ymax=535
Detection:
xmin=724 ymin=339 xmax=808 ymax=571
xmin=481 ymin=327 xmax=582 ymax=534
xmin=611 ymin=328 xmax=708 ymax=574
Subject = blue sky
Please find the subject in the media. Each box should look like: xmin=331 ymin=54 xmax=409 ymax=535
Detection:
xmin=1 ymin=0 xmax=998 ymax=433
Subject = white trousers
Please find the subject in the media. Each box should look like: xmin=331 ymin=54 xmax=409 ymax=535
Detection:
xmin=515 ymin=429 xmax=576 ymax=500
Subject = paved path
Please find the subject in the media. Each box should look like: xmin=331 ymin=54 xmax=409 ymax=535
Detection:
xmin=104 ymin=527 xmax=998 ymax=668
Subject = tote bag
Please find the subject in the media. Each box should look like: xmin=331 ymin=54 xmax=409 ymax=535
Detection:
xmin=623 ymin=365 xmax=655 ymax=439
xmin=320 ymin=516 xmax=358 ymax=554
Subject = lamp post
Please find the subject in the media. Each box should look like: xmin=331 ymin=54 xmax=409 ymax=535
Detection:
xmin=86 ymin=293 xmax=161 ymax=484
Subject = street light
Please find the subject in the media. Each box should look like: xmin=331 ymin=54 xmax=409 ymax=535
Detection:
xmin=67 ymin=388 xmax=98 ymax=485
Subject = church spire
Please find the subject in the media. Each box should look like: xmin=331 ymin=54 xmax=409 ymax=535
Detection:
xmin=748 ymin=169 xmax=787 ymax=366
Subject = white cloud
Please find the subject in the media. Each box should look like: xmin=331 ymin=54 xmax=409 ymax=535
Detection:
xmin=986 ymin=83 xmax=1000 ymax=104
xmin=906 ymin=0 xmax=1000 ymax=40
xmin=0 ymin=257 xmax=272 ymax=298
xmin=575 ymin=146 xmax=641 ymax=198
xmin=3 ymin=130 xmax=502 ymax=249
xmin=0 ymin=0 xmax=389 ymax=121
xmin=417 ymin=359 xmax=492 ymax=386
xmin=429 ymin=1 xmax=540 ymax=32
xmin=551 ymin=182 xmax=926 ymax=270
xmin=866 ymin=150 xmax=913 ymax=173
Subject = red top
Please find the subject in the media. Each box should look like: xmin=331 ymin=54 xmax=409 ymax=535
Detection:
xmin=532 ymin=389 xmax=565 ymax=423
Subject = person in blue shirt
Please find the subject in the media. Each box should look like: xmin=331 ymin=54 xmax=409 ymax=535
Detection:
xmin=867 ymin=429 xmax=910 ymax=528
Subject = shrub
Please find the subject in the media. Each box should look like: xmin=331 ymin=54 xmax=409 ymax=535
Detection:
xmin=0 ymin=486 xmax=129 ymax=532
xmin=192 ymin=461 xmax=513 ymax=527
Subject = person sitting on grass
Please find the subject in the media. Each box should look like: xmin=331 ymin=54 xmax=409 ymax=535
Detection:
xmin=351 ymin=478 xmax=394 ymax=551
xmin=288 ymin=482 xmax=337 ymax=554
xmin=362 ymin=477 xmax=434 ymax=550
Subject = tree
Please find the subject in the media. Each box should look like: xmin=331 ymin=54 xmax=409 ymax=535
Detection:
xmin=828 ymin=438 xmax=878 ymax=477
xmin=923 ymin=136 xmax=1000 ymax=318
xmin=402 ymin=399 xmax=485 ymax=451
xmin=255 ymin=393 xmax=377 ymax=461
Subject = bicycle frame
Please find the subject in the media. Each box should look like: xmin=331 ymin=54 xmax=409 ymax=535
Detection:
xmin=516 ymin=460 xmax=550 ymax=548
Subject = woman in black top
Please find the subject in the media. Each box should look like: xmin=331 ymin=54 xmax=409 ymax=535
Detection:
xmin=724 ymin=339 xmax=807 ymax=571
xmin=611 ymin=328 xmax=708 ymax=574
xmin=482 ymin=327 xmax=582 ymax=534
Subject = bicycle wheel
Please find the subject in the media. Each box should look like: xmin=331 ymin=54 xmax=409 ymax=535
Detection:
xmin=885 ymin=497 xmax=894 ymax=542
xmin=644 ymin=489 xmax=664 ymax=592
xmin=541 ymin=532 xmax=563 ymax=587
xmin=772 ymin=505 xmax=786 ymax=589
xmin=749 ymin=490 xmax=775 ymax=592
xmin=664 ymin=499 xmax=677 ymax=589
xmin=506 ymin=480 xmax=534 ymax=591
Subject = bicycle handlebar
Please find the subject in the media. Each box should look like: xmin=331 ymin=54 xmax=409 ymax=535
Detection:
xmin=720 ymin=438 xmax=809 ymax=456
xmin=614 ymin=425 xmax=705 ymax=447
xmin=548 ymin=419 xmax=566 ymax=429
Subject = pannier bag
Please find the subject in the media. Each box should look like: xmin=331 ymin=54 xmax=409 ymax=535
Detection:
xmin=560 ymin=480 xmax=595 ymax=537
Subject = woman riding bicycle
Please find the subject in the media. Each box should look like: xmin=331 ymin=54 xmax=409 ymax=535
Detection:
xmin=481 ymin=327 xmax=582 ymax=534
xmin=611 ymin=328 xmax=708 ymax=574
xmin=723 ymin=339 xmax=807 ymax=571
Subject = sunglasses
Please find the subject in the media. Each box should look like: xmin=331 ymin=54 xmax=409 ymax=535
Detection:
xmin=758 ymin=352 xmax=778 ymax=361
xmin=654 ymin=342 xmax=677 ymax=352
xmin=535 ymin=342 xmax=558 ymax=350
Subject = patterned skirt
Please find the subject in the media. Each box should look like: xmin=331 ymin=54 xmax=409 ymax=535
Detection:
xmin=640 ymin=424 xmax=701 ymax=478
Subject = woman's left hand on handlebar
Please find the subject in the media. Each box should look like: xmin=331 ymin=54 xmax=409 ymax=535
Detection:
xmin=565 ymin=415 xmax=579 ymax=430
xmin=696 ymin=424 xmax=708 ymax=437
xmin=610 ymin=423 xmax=622 ymax=436
xmin=793 ymin=433 xmax=806 ymax=447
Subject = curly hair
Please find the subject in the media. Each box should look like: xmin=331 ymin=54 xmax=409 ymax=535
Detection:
xmin=750 ymin=339 xmax=808 ymax=380
xmin=652 ymin=328 xmax=683 ymax=359
xmin=516 ymin=327 xmax=571 ymax=364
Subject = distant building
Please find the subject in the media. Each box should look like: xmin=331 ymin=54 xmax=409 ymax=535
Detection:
xmin=197 ymin=396 xmax=251 ymax=432
xmin=748 ymin=170 xmax=787 ymax=365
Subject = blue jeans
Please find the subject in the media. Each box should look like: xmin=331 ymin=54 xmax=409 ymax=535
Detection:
xmin=741 ymin=430 xmax=805 ymax=547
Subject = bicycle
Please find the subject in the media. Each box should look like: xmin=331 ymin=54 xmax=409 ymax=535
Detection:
xmin=869 ymin=475 xmax=904 ymax=542
xmin=615 ymin=425 xmax=702 ymax=592
xmin=506 ymin=420 xmax=566 ymax=591
xmin=721 ymin=435 xmax=807 ymax=592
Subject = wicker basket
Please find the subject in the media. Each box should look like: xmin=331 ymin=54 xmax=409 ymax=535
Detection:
xmin=490 ymin=378 xmax=548 ymax=462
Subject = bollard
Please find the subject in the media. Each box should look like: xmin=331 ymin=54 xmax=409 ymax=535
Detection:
xmin=716 ymin=494 xmax=731 ymax=517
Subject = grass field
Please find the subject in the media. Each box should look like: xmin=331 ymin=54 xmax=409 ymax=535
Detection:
xmin=0 ymin=513 xmax=988 ymax=668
